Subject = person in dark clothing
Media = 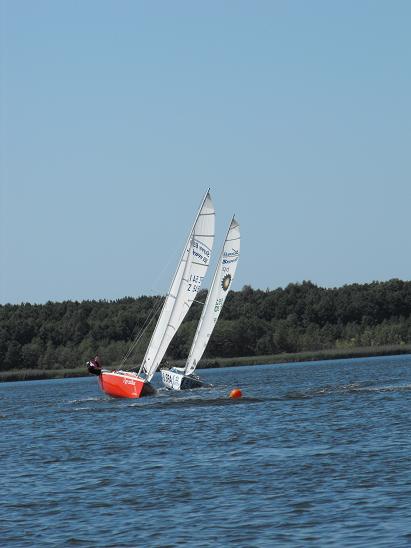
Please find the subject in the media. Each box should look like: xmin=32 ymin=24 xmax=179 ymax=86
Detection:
xmin=87 ymin=355 xmax=102 ymax=376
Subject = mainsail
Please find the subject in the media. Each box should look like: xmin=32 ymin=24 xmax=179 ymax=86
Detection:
xmin=184 ymin=216 xmax=240 ymax=376
xmin=140 ymin=191 xmax=215 ymax=381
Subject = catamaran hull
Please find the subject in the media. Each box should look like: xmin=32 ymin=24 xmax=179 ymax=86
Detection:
xmin=161 ymin=368 xmax=209 ymax=390
xmin=98 ymin=371 xmax=155 ymax=398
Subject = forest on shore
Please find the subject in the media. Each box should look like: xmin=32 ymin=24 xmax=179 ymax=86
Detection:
xmin=1 ymin=278 xmax=411 ymax=374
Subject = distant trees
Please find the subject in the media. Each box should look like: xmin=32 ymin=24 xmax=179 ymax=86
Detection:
xmin=1 ymin=279 xmax=411 ymax=371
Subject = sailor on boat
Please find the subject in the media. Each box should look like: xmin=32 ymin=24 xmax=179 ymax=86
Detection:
xmin=87 ymin=355 xmax=102 ymax=376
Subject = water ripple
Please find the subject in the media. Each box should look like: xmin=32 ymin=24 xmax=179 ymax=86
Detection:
xmin=1 ymin=355 xmax=411 ymax=546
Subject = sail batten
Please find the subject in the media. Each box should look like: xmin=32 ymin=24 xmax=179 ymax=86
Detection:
xmin=184 ymin=216 xmax=240 ymax=376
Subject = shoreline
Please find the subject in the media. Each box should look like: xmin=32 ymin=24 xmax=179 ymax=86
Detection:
xmin=1 ymin=344 xmax=411 ymax=383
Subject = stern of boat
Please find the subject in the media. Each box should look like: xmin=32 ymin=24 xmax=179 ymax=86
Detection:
xmin=161 ymin=368 xmax=183 ymax=390
xmin=161 ymin=368 xmax=209 ymax=390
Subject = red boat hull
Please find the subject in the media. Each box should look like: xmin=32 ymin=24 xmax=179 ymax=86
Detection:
xmin=98 ymin=371 xmax=155 ymax=398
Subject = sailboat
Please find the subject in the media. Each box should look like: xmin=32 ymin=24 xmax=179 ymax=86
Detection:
xmin=161 ymin=216 xmax=240 ymax=390
xmin=87 ymin=190 xmax=215 ymax=398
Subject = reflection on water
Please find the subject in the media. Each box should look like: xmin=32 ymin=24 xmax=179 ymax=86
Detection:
xmin=1 ymin=354 xmax=411 ymax=546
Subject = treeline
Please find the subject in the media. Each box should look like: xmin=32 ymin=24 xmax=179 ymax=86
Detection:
xmin=1 ymin=279 xmax=411 ymax=371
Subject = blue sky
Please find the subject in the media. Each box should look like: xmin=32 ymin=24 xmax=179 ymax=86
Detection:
xmin=1 ymin=1 xmax=410 ymax=304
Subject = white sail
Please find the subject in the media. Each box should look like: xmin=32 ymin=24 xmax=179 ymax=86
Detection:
xmin=141 ymin=191 xmax=215 ymax=381
xmin=184 ymin=216 xmax=240 ymax=376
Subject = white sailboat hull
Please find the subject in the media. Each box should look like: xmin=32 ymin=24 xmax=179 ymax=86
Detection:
xmin=161 ymin=368 xmax=210 ymax=390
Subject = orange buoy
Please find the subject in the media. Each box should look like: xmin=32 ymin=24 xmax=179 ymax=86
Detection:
xmin=229 ymin=388 xmax=243 ymax=399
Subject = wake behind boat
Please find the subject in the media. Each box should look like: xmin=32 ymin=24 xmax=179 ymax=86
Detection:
xmin=87 ymin=190 xmax=215 ymax=398
xmin=161 ymin=216 xmax=240 ymax=391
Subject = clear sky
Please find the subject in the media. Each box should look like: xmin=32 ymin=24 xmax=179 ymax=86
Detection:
xmin=1 ymin=1 xmax=410 ymax=304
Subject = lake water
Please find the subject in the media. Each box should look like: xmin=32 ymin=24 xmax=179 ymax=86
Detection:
xmin=2 ymin=355 xmax=411 ymax=547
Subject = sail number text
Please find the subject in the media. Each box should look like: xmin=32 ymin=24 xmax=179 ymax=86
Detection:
xmin=187 ymin=274 xmax=203 ymax=293
xmin=214 ymin=297 xmax=224 ymax=313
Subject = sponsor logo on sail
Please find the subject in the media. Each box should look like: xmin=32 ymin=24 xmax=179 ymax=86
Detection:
xmin=223 ymin=248 xmax=239 ymax=258
xmin=221 ymin=274 xmax=232 ymax=291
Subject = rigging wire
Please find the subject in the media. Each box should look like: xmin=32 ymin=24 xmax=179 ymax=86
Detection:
xmin=118 ymin=239 xmax=180 ymax=369
xmin=120 ymin=295 xmax=165 ymax=368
